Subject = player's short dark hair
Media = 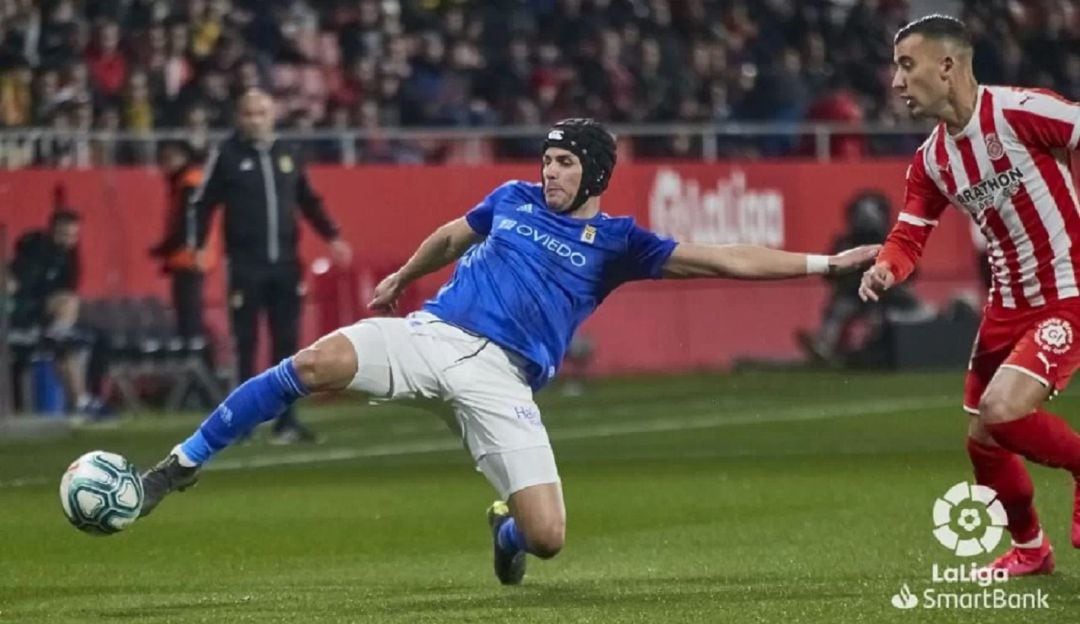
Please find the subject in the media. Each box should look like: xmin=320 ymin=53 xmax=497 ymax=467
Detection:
xmin=894 ymin=14 xmax=972 ymax=49
xmin=49 ymin=209 xmax=80 ymax=229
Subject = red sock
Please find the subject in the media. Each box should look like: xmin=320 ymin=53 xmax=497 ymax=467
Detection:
xmin=987 ymin=410 xmax=1080 ymax=475
xmin=967 ymin=438 xmax=1041 ymax=544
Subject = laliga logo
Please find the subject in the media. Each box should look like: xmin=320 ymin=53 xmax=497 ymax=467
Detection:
xmin=932 ymin=482 xmax=1008 ymax=557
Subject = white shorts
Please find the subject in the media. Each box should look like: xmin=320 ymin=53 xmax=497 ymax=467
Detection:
xmin=336 ymin=311 xmax=560 ymax=499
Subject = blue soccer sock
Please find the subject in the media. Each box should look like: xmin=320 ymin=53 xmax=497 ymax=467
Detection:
xmin=497 ymin=517 xmax=528 ymax=554
xmin=178 ymin=358 xmax=309 ymax=465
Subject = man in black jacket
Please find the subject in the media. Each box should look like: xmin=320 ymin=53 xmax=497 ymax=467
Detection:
xmin=11 ymin=211 xmax=81 ymax=334
xmin=10 ymin=209 xmax=106 ymax=415
xmin=192 ymin=89 xmax=352 ymax=443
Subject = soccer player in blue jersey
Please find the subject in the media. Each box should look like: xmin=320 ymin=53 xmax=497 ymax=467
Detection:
xmin=138 ymin=119 xmax=878 ymax=585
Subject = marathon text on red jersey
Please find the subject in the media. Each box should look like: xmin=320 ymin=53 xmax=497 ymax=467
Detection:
xmin=881 ymin=85 xmax=1080 ymax=309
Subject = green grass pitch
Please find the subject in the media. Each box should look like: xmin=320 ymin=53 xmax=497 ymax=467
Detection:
xmin=2 ymin=370 xmax=1080 ymax=623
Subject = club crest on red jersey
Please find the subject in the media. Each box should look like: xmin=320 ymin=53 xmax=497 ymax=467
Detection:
xmin=1034 ymin=318 xmax=1074 ymax=355
xmin=985 ymin=133 xmax=1005 ymax=161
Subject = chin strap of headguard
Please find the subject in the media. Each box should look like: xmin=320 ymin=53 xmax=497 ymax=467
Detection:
xmin=541 ymin=118 xmax=617 ymax=212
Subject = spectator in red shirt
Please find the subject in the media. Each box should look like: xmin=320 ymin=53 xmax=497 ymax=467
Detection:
xmin=804 ymin=77 xmax=867 ymax=160
xmin=85 ymin=21 xmax=127 ymax=98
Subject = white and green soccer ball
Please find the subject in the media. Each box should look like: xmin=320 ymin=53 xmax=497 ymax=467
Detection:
xmin=59 ymin=451 xmax=143 ymax=535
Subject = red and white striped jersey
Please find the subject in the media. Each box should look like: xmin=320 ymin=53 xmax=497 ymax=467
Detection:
xmin=879 ymin=85 xmax=1080 ymax=309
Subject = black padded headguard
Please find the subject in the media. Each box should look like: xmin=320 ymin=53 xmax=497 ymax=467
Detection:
xmin=541 ymin=118 xmax=617 ymax=212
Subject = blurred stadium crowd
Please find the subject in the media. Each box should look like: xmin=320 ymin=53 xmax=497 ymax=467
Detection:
xmin=0 ymin=0 xmax=1077 ymax=165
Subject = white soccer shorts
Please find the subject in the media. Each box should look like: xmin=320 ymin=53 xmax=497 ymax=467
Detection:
xmin=336 ymin=311 xmax=560 ymax=499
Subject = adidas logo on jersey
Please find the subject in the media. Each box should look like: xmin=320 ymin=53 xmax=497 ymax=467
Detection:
xmin=516 ymin=204 xmax=534 ymax=213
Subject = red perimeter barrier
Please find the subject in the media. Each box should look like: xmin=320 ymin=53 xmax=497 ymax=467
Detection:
xmin=0 ymin=160 xmax=988 ymax=375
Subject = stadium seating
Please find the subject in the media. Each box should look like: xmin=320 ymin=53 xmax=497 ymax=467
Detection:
xmin=8 ymin=296 xmax=223 ymax=414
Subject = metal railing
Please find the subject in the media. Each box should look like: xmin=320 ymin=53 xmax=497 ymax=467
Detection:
xmin=0 ymin=121 xmax=934 ymax=169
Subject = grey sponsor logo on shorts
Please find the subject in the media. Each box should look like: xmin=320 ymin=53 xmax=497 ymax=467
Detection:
xmin=514 ymin=405 xmax=544 ymax=428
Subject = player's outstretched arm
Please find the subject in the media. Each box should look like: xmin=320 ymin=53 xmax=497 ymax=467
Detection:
xmin=369 ymin=217 xmax=483 ymax=312
xmin=660 ymin=243 xmax=880 ymax=280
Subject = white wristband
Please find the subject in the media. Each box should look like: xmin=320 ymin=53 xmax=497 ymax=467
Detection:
xmin=806 ymin=254 xmax=830 ymax=275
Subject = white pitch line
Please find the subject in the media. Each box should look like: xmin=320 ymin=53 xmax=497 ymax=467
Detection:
xmin=549 ymin=396 xmax=954 ymax=441
xmin=197 ymin=395 xmax=960 ymax=473
xmin=208 ymin=439 xmax=465 ymax=471
xmin=0 ymin=395 xmax=957 ymax=489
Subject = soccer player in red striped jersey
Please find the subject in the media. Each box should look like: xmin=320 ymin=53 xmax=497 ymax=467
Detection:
xmin=861 ymin=14 xmax=1080 ymax=576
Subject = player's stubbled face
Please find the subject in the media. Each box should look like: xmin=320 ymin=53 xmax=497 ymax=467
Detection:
xmin=52 ymin=222 xmax=79 ymax=249
xmin=892 ymin=34 xmax=947 ymax=118
xmin=542 ymin=147 xmax=583 ymax=212
xmin=238 ymin=94 xmax=275 ymax=141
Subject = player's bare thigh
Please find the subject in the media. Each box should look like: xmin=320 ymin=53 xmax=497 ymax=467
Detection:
xmin=968 ymin=367 xmax=1048 ymax=447
xmin=509 ymin=482 xmax=566 ymax=559
xmin=969 ymin=307 xmax=1080 ymax=427
xmin=292 ymin=332 xmax=359 ymax=392
xmin=978 ymin=367 xmax=1051 ymax=425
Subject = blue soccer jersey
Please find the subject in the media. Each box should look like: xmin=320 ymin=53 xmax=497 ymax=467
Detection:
xmin=423 ymin=180 xmax=677 ymax=389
